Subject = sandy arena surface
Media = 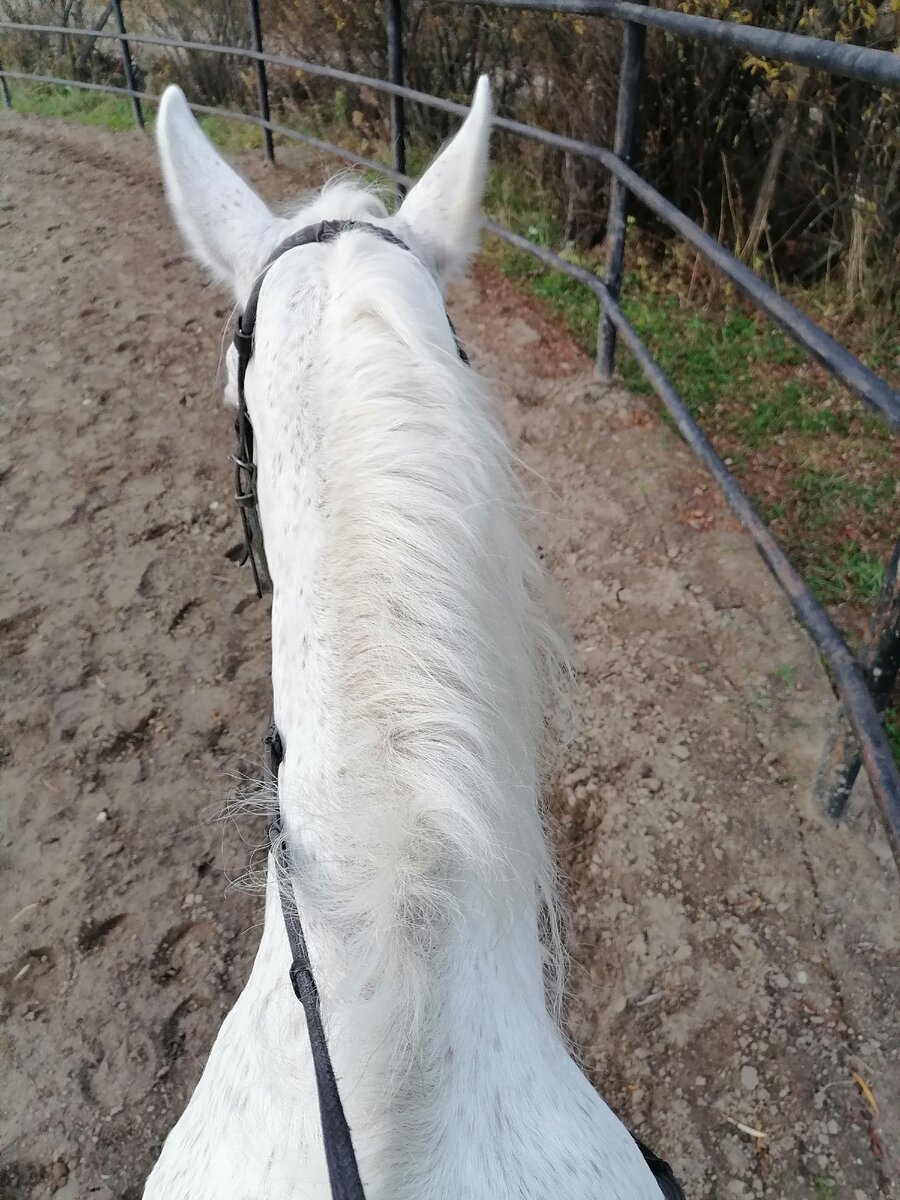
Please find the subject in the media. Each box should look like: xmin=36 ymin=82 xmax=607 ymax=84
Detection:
xmin=1 ymin=114 xmax=898 ymax=1199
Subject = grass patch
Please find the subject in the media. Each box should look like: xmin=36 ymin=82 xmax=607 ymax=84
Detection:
xmin=6 ymin=79 xmax=395 ymax=160
xmin=8 ymin=80 xmax=138 ymax=129
xmin=884 ymin=708 xmax=900 ymax=763
xmin=480 ymin=169 xmax=897 ymax=621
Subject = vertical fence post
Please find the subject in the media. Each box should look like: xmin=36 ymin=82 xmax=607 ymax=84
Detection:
xmin=246 ymin=0 xmax=274 ymax=164
xmin=0 ymin=63 xmax=12 ymax=110
xmin=110 ymin=0 xmax=143 ymax=130
xmin=814 ymin=537 xmax=900 ymax=819
xmin=384 ymin=0 xmax=406 ymax=196
xmin=597 ymin=1 xmax=646 ymax=380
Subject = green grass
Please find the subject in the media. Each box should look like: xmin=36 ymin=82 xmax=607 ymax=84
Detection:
xmin=8 ymin=81 xmax=138 ymax=129
xmin=805 ymin=545 xmax=886 ymax=605
xmin=5 ymin=79 xmax=389 ymax=157
xmin=813 ymin=1178 xmax=836 ymax=1200
xmin=774 ymin=663 xmax=796 ymax=688
xmin=885 ymin=708 xmax=900 ymax=763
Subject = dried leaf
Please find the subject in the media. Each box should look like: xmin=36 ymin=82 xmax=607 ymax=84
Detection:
xmin=853 ymin=1072 xmax=879 ymax=1117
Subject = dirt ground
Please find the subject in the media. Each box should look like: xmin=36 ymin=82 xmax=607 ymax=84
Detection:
xmin=1 ymin=114 xmax=897 ymax=1200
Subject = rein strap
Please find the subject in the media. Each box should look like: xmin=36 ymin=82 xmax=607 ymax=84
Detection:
xmin=263 ymin=721 xmax=367 ymax=1200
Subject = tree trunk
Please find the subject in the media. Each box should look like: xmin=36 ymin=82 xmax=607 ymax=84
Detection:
xmin=74 ymin=0 xmax=115 ymax=76
xmin=740 ymin=68 xmax=809 ymax=266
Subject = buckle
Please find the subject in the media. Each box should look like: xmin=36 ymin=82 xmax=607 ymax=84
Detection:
xmin=233 ymin=315 xmax=254 ymax=363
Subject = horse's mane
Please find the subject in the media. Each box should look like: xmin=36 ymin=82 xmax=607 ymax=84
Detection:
xmin=257 ymin=179 xmax=573 ymax=1062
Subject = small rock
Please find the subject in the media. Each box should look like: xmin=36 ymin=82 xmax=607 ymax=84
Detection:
xmin=740 ymin=1065 xmax=759 ymax=1091
xmin=95 ymin=809 xmax=109 ymax=823
xmin=48 ymin=1160 xmax=69 ymax=1193
xmin=672 ymin=744 xmax=690 ymax=761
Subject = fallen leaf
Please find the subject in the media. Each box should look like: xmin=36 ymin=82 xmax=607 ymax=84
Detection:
xmin=853 ymin=1072 xmax=879 ymax=1117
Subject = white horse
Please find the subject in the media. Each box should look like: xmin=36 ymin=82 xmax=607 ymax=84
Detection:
xmin=146 ymin=79 xmax=665 ymax=1200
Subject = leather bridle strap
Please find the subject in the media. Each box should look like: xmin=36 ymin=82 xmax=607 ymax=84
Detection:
xmin=262 ymin=720 xmax=367 ymax=1200
xmin=231 ymin=218 xmax=467 ymax=598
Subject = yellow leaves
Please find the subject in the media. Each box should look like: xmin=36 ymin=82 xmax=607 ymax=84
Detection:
xmin=858 ymin=0 xmax=878 ymax=29
xmin=574 ymin=18 xmax=585 ymax=35
xmin=321 ymin=0 xmax=345 ymax=33
xmin=351 ymin=109 xmax=364 ymax=128
xmin=743 ymin=53 xmax=779 ymax=82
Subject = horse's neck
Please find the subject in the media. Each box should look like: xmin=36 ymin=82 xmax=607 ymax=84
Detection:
xmin=244 ymin=289 xmax=563 ymax=1079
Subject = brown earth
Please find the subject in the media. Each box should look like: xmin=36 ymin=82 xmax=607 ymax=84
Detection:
xmin=1 ymin=114 xmax=897 ymax=1200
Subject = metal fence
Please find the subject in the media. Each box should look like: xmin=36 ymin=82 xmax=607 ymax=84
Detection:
xmin=2 ymin=0 xmax=899 ymax=865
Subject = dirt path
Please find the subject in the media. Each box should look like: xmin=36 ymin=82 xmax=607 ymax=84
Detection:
xmin=1 ymin=115 xmax=897 ymax=1200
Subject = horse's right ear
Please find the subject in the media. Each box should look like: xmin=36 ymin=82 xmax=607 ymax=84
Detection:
xmin=155 ymin=85 xmax=279 ymax=298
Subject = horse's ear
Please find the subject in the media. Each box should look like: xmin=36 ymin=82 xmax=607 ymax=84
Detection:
xmin=396 ymin=76 xmax=491 ymax=285
xmin=155 ymin=85 xmax=278 ymax=298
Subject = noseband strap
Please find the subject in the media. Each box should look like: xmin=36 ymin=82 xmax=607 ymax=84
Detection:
xmin=231 ymin=219 xmax=467 ymax=598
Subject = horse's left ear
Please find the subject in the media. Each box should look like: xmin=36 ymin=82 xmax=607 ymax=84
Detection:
xmin=155 ymin=85 xmax=280 ymax=298
xmin=396 ymin=76 xmax=492 ymax=286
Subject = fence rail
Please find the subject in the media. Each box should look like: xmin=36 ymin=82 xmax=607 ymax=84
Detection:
xmin=2 ymin=1 xmax=898 ymax=866
xmin=448 ymin=0 xmax=900 ymax=89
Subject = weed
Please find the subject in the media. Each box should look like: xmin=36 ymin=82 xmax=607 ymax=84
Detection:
xmin=884 ymin=708 xmax=900 ymax=762
xmin=806 ymin=545 xmax=886 ymax=605
xmin=774 ymin=664 xmax=796 ymax=687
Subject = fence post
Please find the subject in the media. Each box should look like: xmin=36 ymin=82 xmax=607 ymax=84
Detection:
xmin=384 ymin=0 xmax=406 ymax=196
xmin=246 ymin=0 xmax=274 ymax=164
xmin=0 ymin=63 xmax=12 ymax=110
xmin=597 ymin=1 xmax=646 ymax=380
xmin=110 ymin=0 xmax=143 ymax=130
xmin=814 ymin=537 xmax=900 ymax=819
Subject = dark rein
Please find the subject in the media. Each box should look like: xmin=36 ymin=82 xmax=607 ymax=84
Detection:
xmin=228 ymin=219 xmax=685 ymax=1200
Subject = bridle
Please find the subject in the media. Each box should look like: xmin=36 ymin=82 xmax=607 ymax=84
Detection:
xmin=231 ymin=218 xmax=467 ymax=600
xmin=226 ymin=219 xmax=685 ymax=1200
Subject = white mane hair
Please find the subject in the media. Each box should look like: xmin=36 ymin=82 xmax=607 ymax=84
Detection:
xmin=275 ymin=218 xmax=572 ymax=1047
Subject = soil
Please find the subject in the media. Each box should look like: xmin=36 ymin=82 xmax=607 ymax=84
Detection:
xmin=1 ymin=114 xmax=898 ymax=1200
